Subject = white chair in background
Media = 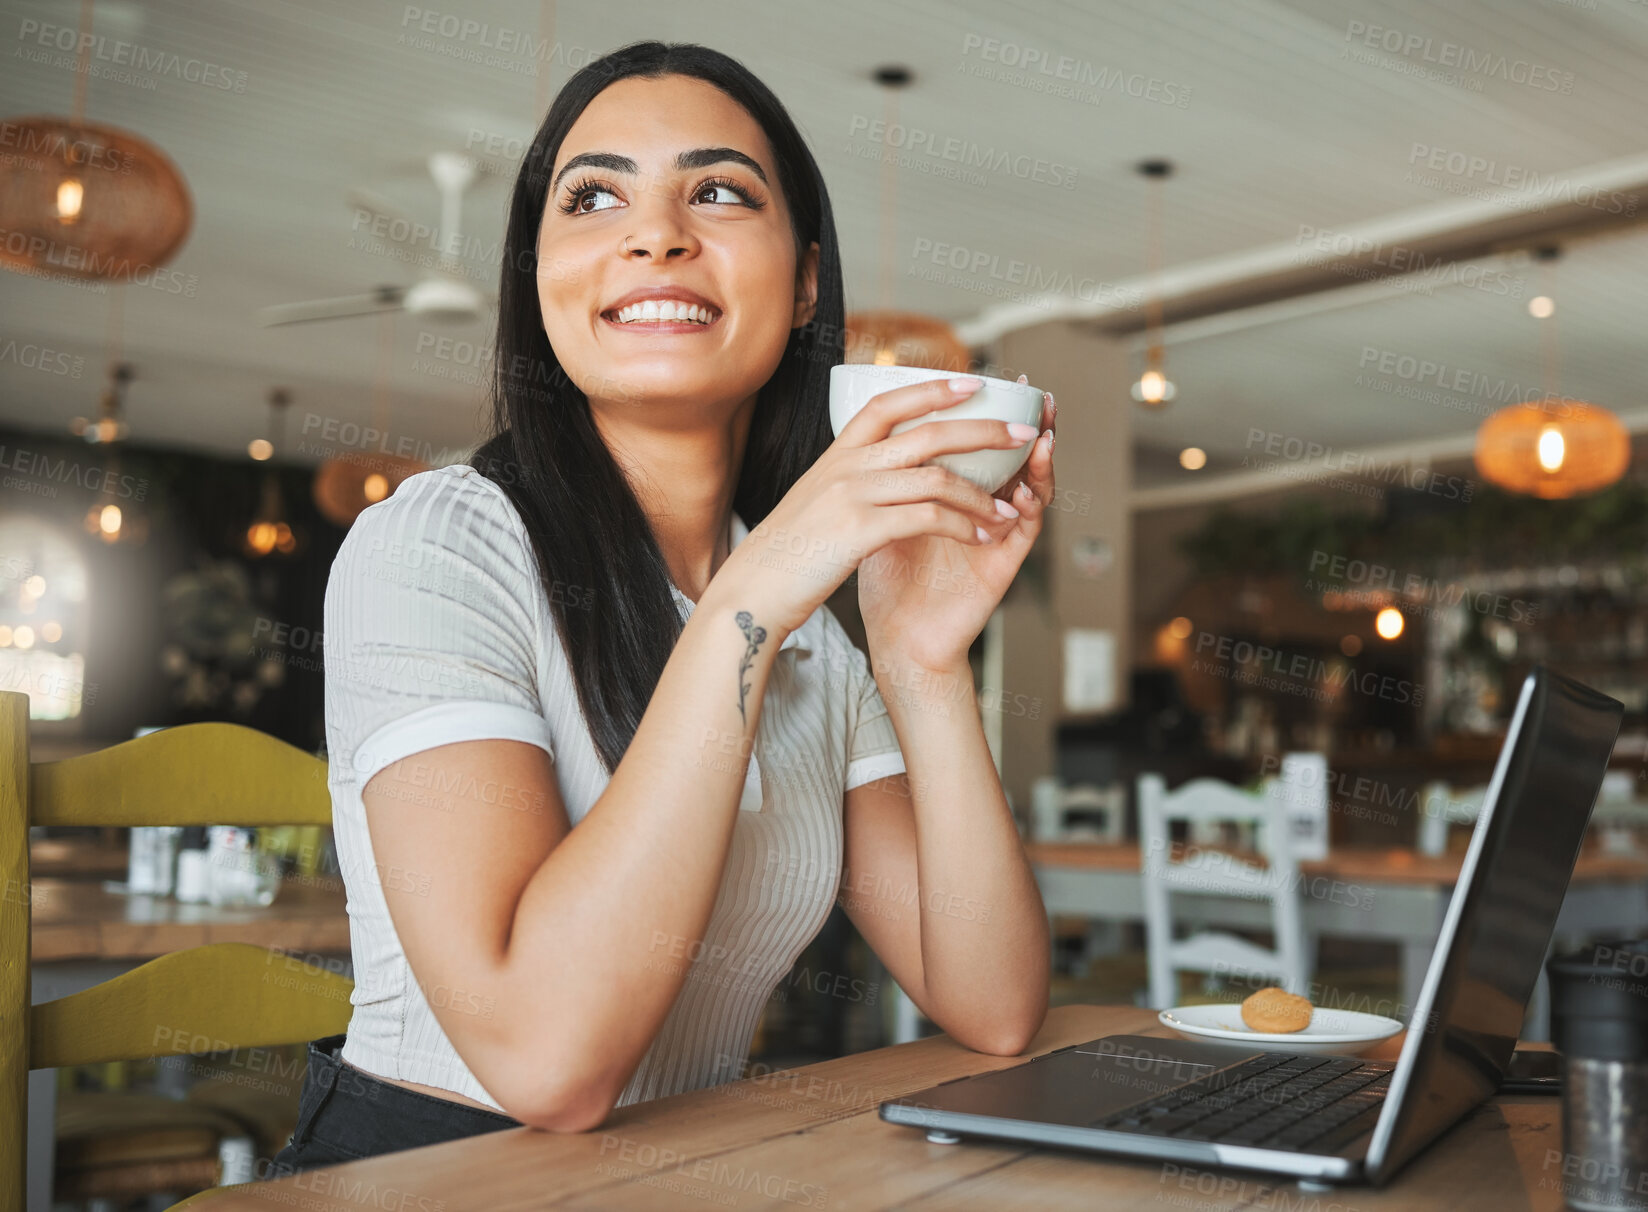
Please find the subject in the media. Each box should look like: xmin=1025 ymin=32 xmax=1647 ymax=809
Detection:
xmin=1029 ymin=776 xmax=1128 ymax=843
xmin=1260 ymin=752 xmax=1331 ymax=861
xmin=1417 ymin=781 xmax=1489 ymax=856
xmin=1139 ymin=773 xmax=1310 ymax=1011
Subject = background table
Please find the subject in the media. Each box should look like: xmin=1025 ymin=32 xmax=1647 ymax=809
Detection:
xmin=206 ymin=1003 xmax=1574 ymax=1210
xmin=1029 ymin=842 xmax=1648 ymax=1019
xmin=26 ymin=876 xmax=350 ymax=1212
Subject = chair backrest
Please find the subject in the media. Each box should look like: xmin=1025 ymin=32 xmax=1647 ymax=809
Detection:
xmin=1138 ymin=773 xmax=1308 ymax=1010
xmin=1260 ymin=752 xmax=1330 ymax=861
xmin=1 ymin=690 xmax=353 ymax=1212
xmin=1416 ymin=781 xmax=1490 ymax=856
xmin=1057 ymin=782 xmax=1127 ymax=844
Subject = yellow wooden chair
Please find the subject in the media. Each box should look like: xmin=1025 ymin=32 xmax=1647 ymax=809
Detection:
xmin=1 ymin=690 xmax=354 ymax=1211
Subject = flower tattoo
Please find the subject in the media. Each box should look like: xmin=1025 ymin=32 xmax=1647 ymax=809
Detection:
xmin=734 ymin=610 xmax=767 ymax=728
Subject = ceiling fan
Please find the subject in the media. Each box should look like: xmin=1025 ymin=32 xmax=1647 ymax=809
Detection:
xmin=258 ymin=151 xmax=493 ymax=328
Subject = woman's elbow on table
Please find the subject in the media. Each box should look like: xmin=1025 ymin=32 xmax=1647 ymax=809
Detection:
xmin=494 ymin=1070 xmax=622 ymax=1134
xmin=958 ymin=1007 xmax=1048 ymax=1058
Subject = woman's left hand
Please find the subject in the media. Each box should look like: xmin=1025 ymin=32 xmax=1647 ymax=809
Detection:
xmin=857 ymin=381 xmax=1055 ymax=674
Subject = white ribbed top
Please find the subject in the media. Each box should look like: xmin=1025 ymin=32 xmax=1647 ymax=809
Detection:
xmin=324 ymin=464 xmax=906 ymax=1112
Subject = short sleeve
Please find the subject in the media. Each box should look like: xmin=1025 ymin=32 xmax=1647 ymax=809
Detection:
xmin=323 ymin=466 xmax=555 ymax=789
xmin=843 ymin=638 xmax=907 ymax=792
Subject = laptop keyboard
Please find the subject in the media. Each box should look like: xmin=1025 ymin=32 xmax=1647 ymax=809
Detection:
xmin=1096 ymin=1053 xmax=1393 ymax=1153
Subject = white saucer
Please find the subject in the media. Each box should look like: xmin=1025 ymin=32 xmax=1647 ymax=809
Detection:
xmin=1157 ymin=1004 xmax=1404 ymax=1056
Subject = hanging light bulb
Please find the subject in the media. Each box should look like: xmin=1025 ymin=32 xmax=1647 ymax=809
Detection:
xmin=1133 ymin=361 xmax=1177 ymax=405
xmin=246 ymin=390 xmax=300 ymax=557
xmin=313 ymin=314 xmax=429 ymax=526
xmin=1132 ymin=159 xmax=1177 ymax=409
xmin=839 ymin=66 xmax=975 ymax=376
xmin=1536 ymin=425 xmax=1566 ymax=472
xmin=56 ymin=176 xmax=84 ymax=223
xmin=1475 ymin=248 xmax=1629 ymax=499
xmin=72 ymin=362 xmax=133 ymax=444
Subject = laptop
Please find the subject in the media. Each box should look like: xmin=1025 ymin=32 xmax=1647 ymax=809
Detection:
xmin=880 ymin=665 xmax=1622 ymax=1186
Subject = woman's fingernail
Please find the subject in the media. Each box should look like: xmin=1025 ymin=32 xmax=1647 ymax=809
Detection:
xmin=1007 ymin=422 xmax=1039 ymax=441
xmin=995 ymin=497 xmax=1020 ymax=519
xmin=948 ymin=376 xmax=984 ymax=395
xmin=1046 ymin=391 xmax=1057 ymax=418
xmin=1017 ymin=373 xmax=1028 ymax=384
xmin=1044 ymin=429 xmax=1055 ymax=451
xmin=975 ymin=525 xmax=993 ymax=543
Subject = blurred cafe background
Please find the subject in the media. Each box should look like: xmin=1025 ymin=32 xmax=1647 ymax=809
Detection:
xmin=3 ymin=0 xmax=1648 ymax=1206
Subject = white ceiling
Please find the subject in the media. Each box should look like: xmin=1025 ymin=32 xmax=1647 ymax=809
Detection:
xmin=2 ymin=0 xmax=1645 ymax=493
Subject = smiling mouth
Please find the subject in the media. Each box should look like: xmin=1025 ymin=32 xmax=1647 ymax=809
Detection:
xmin=600 ymin=300 xmax=723 ymax=327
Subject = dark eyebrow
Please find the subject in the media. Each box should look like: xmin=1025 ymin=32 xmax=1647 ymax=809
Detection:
xmin=550 ymin=147 xmax=769 ymax=195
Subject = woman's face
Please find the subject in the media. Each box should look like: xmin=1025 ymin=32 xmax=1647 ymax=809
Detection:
xmin=536 ymin=74 xmax=819 ymax=420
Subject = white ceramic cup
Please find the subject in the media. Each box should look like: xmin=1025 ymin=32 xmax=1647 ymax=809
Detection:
xmin=828 ymin=363 xmax=1044 ymax=495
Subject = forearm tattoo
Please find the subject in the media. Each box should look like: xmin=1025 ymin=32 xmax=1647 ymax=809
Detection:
xmin=734 ymin=611 xmax=767 ymax=728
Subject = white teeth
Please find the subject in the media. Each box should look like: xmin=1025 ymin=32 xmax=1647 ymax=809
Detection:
xmin=609 ymin=299 xmax=717 ymax=324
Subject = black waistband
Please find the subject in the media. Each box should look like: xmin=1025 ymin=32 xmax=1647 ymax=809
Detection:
xmin=306 ymin=1034 xmax=521 ymax=1127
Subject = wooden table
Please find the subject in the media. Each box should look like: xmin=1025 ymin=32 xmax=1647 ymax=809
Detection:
xmin=204 ymin=1003 xmax=1574 ymax=1210
xmin=27 ymin=837 xmax=130 ymax=880
xmin=30 ymin=875 xmax=350 ymax=962
xmin=27 ymin=877 xmax=350 ymax=1212
xmin=1029 ymin=842 xmax=1648 ymax=1018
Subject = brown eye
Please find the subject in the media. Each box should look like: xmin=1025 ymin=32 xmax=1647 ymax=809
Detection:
xmin=694 ymin=176 xmax=762 ymax=209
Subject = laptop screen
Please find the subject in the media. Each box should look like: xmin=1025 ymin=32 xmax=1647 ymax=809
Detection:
xmin=1366 ymin=666 xmax=1622 ymax=1181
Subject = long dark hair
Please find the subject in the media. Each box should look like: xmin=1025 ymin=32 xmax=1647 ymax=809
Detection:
xmin=470 ymin=41 xmax=844 ymax=775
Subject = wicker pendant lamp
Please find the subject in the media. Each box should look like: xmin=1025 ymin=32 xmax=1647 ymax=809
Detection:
xmin=1474 ymin=248 xmax=1629 ymax=499
xmin=0 ymin=4 xmax=191 ymax=282
xmin=1476 ymin=400 xmax=1628 ymax=499
xmin=842 ymin=65 xmax=972 ymax=373
xmin=312 ymin=312 xmax=428 ymax=527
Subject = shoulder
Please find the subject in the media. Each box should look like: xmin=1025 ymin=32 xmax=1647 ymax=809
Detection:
xmin=328 ymin=464 xmax=538 ymax=608
xmin=336 ymin=464 xmax=530 ymax=566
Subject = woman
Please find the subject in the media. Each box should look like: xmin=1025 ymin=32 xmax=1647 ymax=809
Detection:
xmin=267 ymin=39 xmax=1055 ymax=1176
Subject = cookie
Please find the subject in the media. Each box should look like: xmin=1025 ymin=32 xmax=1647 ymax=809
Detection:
xmin=1240 ymin=986 xmax=1313 ymax=1033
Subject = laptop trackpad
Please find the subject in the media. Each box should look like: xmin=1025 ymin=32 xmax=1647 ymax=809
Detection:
xmin=908 ymin=1036 xmax=1266 ymax=1128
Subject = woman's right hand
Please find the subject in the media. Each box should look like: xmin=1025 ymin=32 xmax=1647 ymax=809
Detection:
xmin=711 ymin=376 xmax=1038 ymax=639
